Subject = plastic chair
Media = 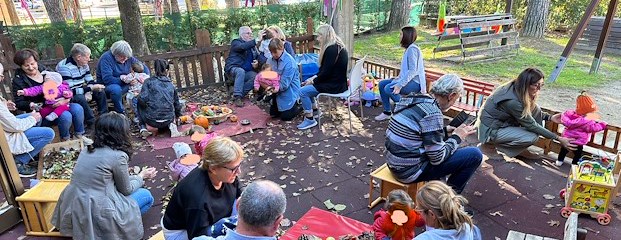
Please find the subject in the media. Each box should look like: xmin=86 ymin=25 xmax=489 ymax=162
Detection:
xmin=315 ymin=57 xmax=366 ymax=132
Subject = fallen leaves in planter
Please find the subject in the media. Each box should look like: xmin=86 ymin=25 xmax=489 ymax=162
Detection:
xmin=42 ymin=147 xmax=81 ymax=179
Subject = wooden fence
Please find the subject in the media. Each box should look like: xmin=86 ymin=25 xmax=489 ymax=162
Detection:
xmin=0 ymin=18 xmax=316 ymax=100
xmin=353 ymin=57 xmax=621 ymax=157
xmin=577 ymin=16 xmax=621 ymax=55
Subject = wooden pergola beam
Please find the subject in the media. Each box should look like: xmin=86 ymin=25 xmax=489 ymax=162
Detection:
xmin=590 ymin=0 xmax=618 ymax=73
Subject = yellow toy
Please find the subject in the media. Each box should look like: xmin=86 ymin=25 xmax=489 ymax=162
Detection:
xmin=559 ymin=154 xmax=620 ymax=225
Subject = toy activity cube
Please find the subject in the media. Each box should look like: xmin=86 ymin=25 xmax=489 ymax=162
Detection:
xmin=559 ymin=154 xmax=620 ymax=225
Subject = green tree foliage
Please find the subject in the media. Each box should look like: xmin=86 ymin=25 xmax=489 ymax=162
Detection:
xmin=8 ymin=2 xmax=321 ymax=59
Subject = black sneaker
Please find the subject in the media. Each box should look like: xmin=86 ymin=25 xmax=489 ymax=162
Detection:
xmin=234 ymin=97 xmax=244 ymax=107
xmin=17 ymin=164 xmax=37 ymax=178
xmin=255 ymin=93 xmax=265 ymax=102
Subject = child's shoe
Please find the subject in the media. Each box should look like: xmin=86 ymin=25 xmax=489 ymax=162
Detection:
xmin=555 ymin=160 xmax=564 ymax=167
xmin=140 ymin=128 xmax=152 ymax=139
xmin=77 ymin=135 xmax=94 ymax=145
xmin=45 ymin=112 xmax=58 ymax=121
xmin=297 ymin=117 xmax=317 ymax=130
xmin=169 ymin=123 xmax=183 ymax=138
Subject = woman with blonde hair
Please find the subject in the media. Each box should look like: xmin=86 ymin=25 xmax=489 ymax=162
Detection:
xmin=162 ymin=137 xmax=244 ymax=239
xmin=476 ymin=68 xmax=576 ymax=158
xmin=414 ymin=181 xmax=481 ymax=240
xmin=297 ymin=24 xmax=349 ymax=130
xmin=267 ymin=26 xmax=295 ymax=56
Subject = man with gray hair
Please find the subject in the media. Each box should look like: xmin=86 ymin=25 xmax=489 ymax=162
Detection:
xmin=193 ymin=180 xmax=286 ymax=239
xmin=224 ymin=26 xmax=265 ymax=107
xmin=95 ymin=40 xmax=150 ymax=114
xmin=384 ymin=74 xmax=482 ymax=194
xmin=56 ymin=43 xmax=105 ymax=128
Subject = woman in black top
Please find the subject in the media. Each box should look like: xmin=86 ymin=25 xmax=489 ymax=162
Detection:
xmin=297 ymin=24 xmax=349 ymax=130
xmin=162 ymin=137 xmax=244 ymax=239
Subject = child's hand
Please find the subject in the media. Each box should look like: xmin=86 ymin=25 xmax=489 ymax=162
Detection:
xmin=62 ymin=91 xmax=72 ymax=98
xmin=138 ymin=167 xmax=158 ymax=179
xmin=17 ymin=90 xmax=24 ymax=96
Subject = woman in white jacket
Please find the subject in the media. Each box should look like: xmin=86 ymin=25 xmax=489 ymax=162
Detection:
xmin=0 ymin=63 xmax=54 ymax=177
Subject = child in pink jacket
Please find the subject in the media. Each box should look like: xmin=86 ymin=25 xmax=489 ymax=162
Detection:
xmin=253 ymin=63 xmax=280 ymax=101
xmin=556 ymin=91 xmax=607 ymax=166
xmin=16 ymin=71 xmax=72 ymax=121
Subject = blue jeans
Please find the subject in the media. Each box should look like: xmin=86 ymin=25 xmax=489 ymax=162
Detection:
xmin=41 ymin=103 xmax=85 ymax=140
xmin=299 ymin=85 xmax=320 ymax=113
xmin=230 ymin=67 xmax=256 ymax=97
xmin=99 ymin=84 xmax=129 ymax=115
xmin=378 ymin=79 xmax=422 ymax=113
xmin=71 ymin=93 xmax=96 ymax=126
xmin=129 ymin=188 xmax=154 ymax=215
xmin=416 ymin=147 xmax=483 ymax=193
xmin=13 ymin=115 xmax=55 ymax=165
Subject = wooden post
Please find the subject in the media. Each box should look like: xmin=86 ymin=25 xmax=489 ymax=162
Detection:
xmin=501 ymin=0 xmax=513 ymax=45
xmin=196 ymin=29 xmax=214 ymax=85
xmin=548 ymin=0 xmax=601 ymax=83
xmin=332 ymin=0 xmax=354 ymax=66
xmin=1 ymin=0 xmax=20 ymax=26
xmin=306 ymin=17 xmax=314 ymax=52
xmin=54 ymin=44 xmax=65 ymax=59
xmin=590 ymin=0 xmax=618 ymax=74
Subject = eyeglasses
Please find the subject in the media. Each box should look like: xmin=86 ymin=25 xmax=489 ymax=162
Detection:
xmin=221 ymin=163 xmax=242 ymax=173
xmin=531 ymin=82 xmax=545 ymax=89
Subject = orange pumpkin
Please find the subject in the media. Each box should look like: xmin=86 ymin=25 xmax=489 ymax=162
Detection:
xmin=194 ymin=116 xmax=210 ymax=128
xmin=201 ymin=106 xmax=212 ymax=112
xmin=229 ymin=115 xmax=238 ymax=122
xmin=179 ymin=115 xmax=191 ymax=123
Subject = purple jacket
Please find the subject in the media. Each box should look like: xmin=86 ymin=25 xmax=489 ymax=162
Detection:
xmin=22 ymin=82 xmax=73 ymax=105
xmin=561 ymin=110 xmax=607 ymax=145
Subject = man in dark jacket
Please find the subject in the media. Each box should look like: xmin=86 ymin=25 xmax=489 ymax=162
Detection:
xmin=224 ymin=26 xmax=261 ymax=107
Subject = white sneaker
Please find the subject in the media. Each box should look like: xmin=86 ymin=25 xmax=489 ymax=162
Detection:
xmin=555 ymin=160 xmax=564 ymax=167
xmin=374 ymin=112 xmax=392 ymax=121
xmin=78 ymin=135 xmax=93 ymax=145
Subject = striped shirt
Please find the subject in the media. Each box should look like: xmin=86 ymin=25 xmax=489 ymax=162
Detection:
xmin=385 ymin=94 xmax=461 ymax=183
xmin=55 ymin=56 xmax=95 ymax=95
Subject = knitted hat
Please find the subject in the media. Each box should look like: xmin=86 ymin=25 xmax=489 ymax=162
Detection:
xmin=173 ymin=142 xmax=200 ymax=165
xmin=41 ymin=71 xmax=63 ymax=85
xmin=576 ymin=91 xmax=597 ymax=115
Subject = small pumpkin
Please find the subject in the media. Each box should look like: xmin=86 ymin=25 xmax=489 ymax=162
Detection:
xmin=201 ymin=106 xmax=211 ymax=113
xmin=194 ymin=116 xmax=210 ymax=128
xmin=179 ymin=115 xmax=191 ymax=123
xmin=229 ymin=115 xmax=239 ymax=122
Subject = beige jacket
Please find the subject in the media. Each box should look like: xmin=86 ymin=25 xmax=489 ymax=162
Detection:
xmin=0 ymin=97 xmax=36 ymax=155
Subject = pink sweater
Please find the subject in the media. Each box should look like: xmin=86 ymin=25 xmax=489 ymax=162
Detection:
xmin=253 ymin=71 xmax=280 ymax=92
xmin=22 ymin=82 xmax=73 ymax=105
xmin=561 ymin=110 xmax=607 ymax=145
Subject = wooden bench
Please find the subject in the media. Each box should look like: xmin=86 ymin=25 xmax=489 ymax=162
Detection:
xmin=425 ymin=69 xmax=495 ymax=115
xmin=505 ymin=212 xmax=586 ymax=240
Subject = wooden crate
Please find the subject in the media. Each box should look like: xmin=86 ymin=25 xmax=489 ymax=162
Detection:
xmin=368 ymin=163 xmax=426 ymax=208
xmin=15 ymin=179 xmax=70 ymax=236
xmin=36 ymin=139 xmax=84 ymax=179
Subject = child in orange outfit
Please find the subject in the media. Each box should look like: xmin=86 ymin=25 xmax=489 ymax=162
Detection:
xmin=373 ymin=189 xmax=425 ymax=240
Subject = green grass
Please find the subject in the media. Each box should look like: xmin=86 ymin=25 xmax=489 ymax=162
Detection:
xmin=353 ymin=29 xmax=621 ymax=89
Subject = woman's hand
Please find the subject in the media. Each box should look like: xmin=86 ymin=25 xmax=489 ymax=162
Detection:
xmin=138 ymin=167 xmax=157 ymax=179
xmin=392 ymin=85 xmax=402 ymax=95
xmin=17 ymin=90 xmax=25 ymax=96
xmin=551 ymin=113 xmax=562 ymax=124
xmin=29 ymin=111 xmax=41 ymax=122
xmin=558 ymin=137 xmax=577 ymax=151
xmin=445 ymin=125 xmax=456 ymax=134
xmin=452 ymin=125 xmax=477 ymax=140
xmin=6 ymin=100 xmax=16 ymax=111
xmin=53 ymin=98 xmax=70 ymax=108
xmin=302 ymin=76 xmax=316 ymax=86
xmin=91 ymin=84 xmax=105 ymax=92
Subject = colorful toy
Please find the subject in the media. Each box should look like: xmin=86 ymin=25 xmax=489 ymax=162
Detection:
xmin=559 ymin=154 xmax=620 ymax=225
xmin=361 ymin=91 xmax=378 ymax=107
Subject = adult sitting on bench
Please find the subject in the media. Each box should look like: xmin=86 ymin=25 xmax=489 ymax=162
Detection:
xmin=224 ymin=26 xmax=261 ymax=107
xmin=385 ymin=74 xmax=482 ymax=194
xmin=476 ymin=68 xmax=576 ymax=159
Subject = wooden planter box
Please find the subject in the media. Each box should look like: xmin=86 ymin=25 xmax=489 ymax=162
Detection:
xmin=36 ymin=139 xmax=84 ymax=179
xmin=15 ymin=179 xmax=70 ymax=236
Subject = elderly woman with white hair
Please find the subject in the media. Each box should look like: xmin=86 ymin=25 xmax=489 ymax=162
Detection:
xmin=95 ymin=40 xmax=150 ymax=114
xmin=385 ymin=74 xmax=483 ymax=194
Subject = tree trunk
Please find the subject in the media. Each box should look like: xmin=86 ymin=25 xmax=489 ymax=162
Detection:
xmin=118 ymin=0 xmax=150 ymax=55
xmin=225 ymin=0 xmax=239 ymax=8
xmin=331 ymin=0 xmax=354 ymax=61
xmin=386 ymin=0 xmax=410 ymax=31
xmin=42 ymin=0 xmax=66 ymax=23
xmin=189 ymin=0 xmax=200 ymax=11
xmin=521 ymin=0 xmax=551 ymax=38
xmin=171 ymin=0 xmax=180 ymax=13
xmin=162 ymin=0 xmax=171 ymax=14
